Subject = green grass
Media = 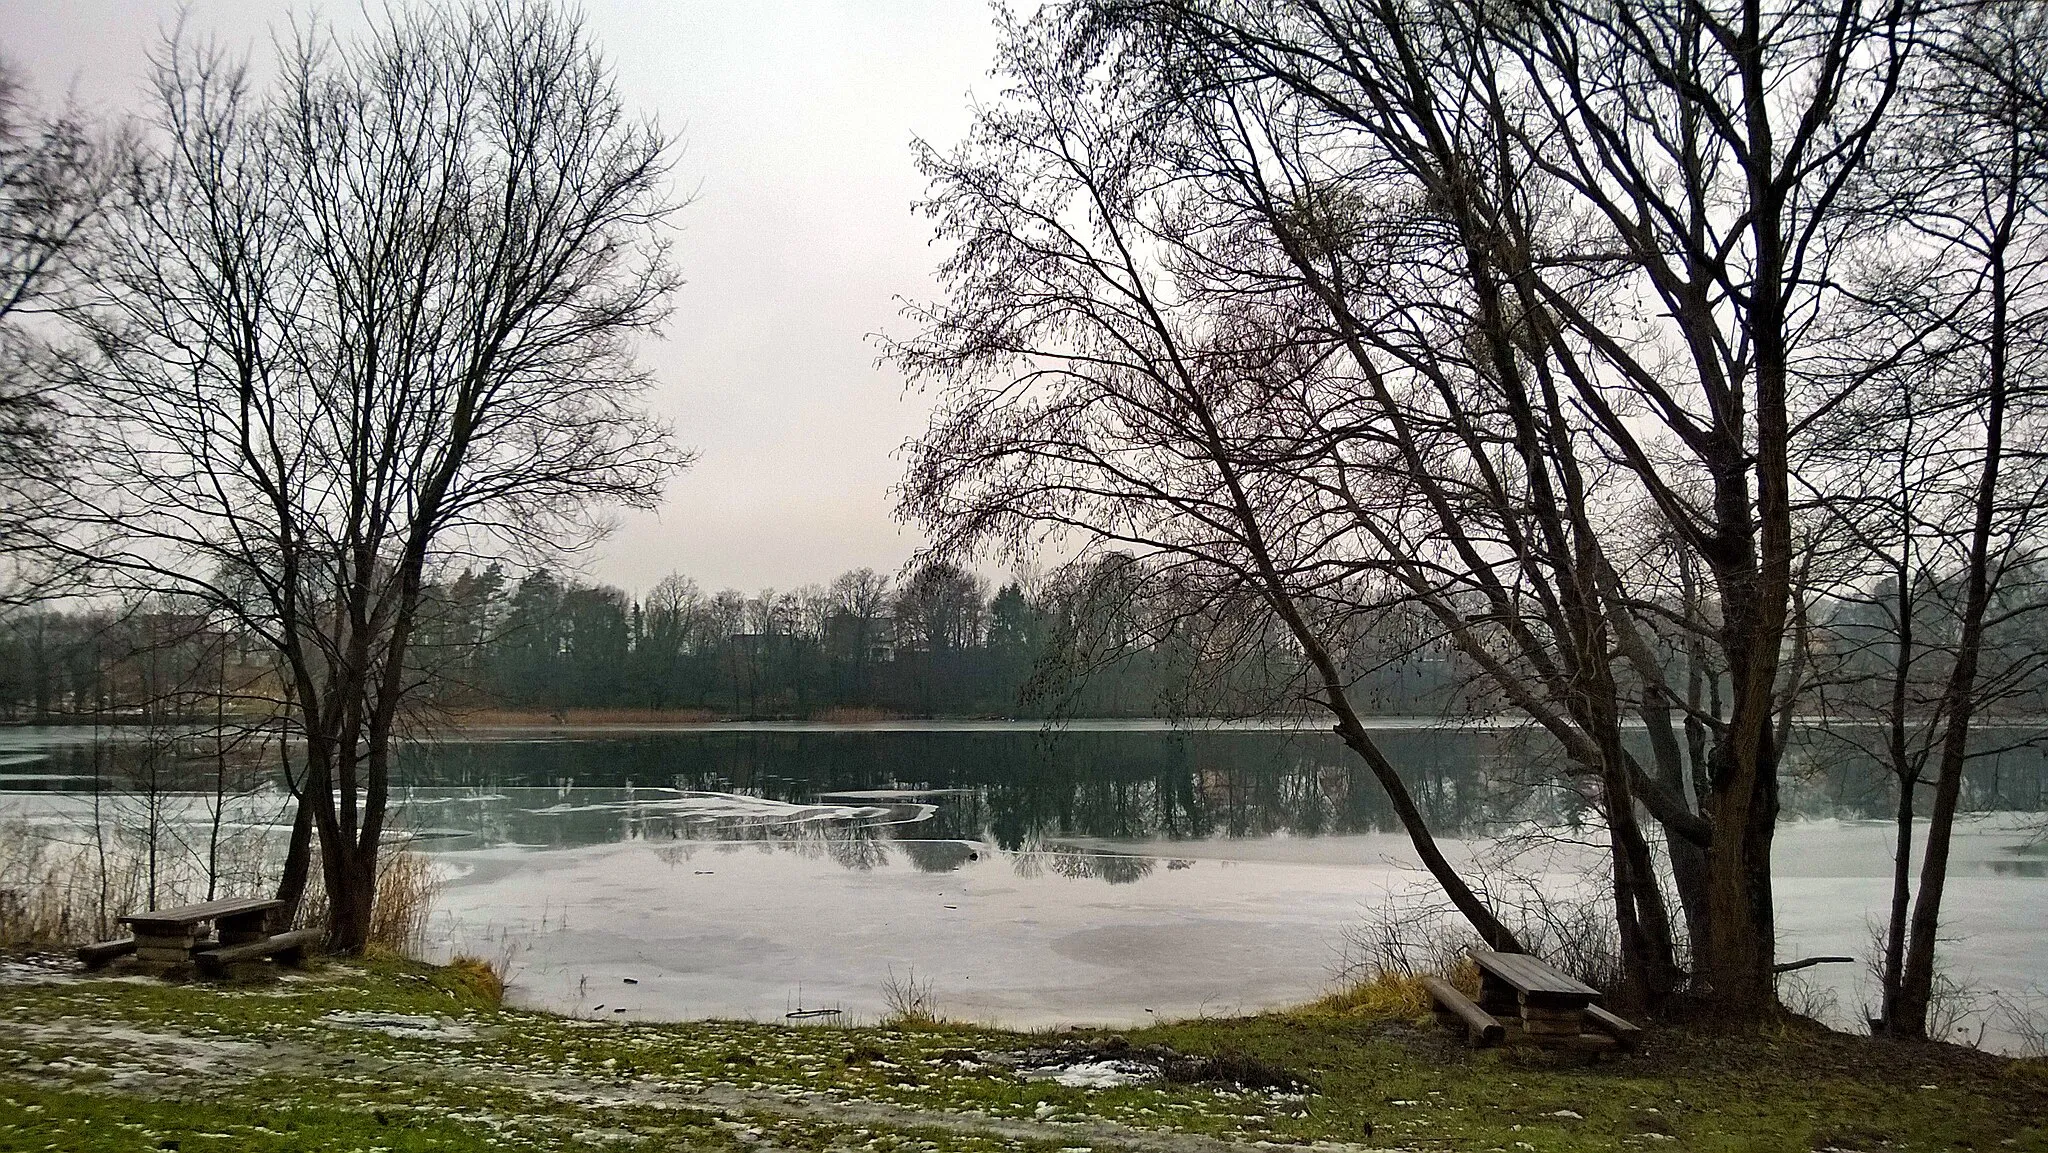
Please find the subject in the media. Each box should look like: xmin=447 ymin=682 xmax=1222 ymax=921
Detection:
xmin=2 ymin=954 xmax=2044 ymax=1151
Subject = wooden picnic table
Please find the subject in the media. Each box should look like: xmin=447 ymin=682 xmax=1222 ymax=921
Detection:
xmin=119 ymin=897 xmax=282 ymax=965
xmin=1424 ymin=949 xmax=1640 ymax=1051
xmin=1471 ymin=948 xmax=1600 ymax=1009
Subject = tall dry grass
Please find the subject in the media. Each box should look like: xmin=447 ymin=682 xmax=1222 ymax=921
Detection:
xmin=369 ymin=848 xmax=441 ymax=954
xmin=880 ymin=964 xmax=943 ymax=1026
xmin=448 ymin=953 xmax=508 ymax=1004
xmin=0 ymin=818 xmax=269 ymax=946
xmin=0 ymin=821 xmax=132 ymax=945
xmin=293 ymin=845 xmax=443 ymax=956
xmin=0 ymin=814 xmax=445 ymax=959
xmin=1330 ymin=879 xmax=1624 ymax=1010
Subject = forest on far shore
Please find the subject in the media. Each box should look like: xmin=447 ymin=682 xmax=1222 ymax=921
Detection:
xmin=0 ymin=556 xmax=1467 ymax=722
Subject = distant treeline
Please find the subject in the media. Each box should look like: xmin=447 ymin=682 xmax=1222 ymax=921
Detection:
xmin=15 ymin=557 xmax=2048 ymax=729
xmin=0 ymin=558 xmax=1472 ymax=721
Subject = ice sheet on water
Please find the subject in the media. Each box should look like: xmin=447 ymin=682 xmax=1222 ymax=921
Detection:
xmin=817 ymin=788 xmax=976 ymax=800
xmin=522 ymin=790 xmax=933 ymax=828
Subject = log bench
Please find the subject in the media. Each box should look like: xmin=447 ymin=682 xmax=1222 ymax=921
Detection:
xmin=194 ymin=927 xmax=322 ymax=975
xmin=1421 ymin=974 xmax=1504 ymax=1046
xmin=76 ymin=936 xmax=138 ymax=968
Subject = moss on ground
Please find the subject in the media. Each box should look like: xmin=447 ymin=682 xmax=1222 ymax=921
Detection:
xmin=1 ymin=953 xmax=2042 ymax=1152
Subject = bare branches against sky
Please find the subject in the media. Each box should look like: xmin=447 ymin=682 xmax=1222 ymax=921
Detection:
xmin=0 ymin=0 xmax=1002 ymax=593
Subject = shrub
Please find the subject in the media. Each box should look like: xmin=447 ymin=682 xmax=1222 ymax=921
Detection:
xmin=449 ymin=954 xmax=508 ymax=1005
xmin=880 ymin=965 xmax=943 ymax=1026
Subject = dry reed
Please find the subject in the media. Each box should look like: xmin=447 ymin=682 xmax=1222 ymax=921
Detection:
xmin=296 ymin=846 xmax=443 ymax=956
xmin=1332 ymin=881 xmax=1620 ymax=1011
xmin=880 ymin=964 xmax=943 ymax=1026
xmin=369 ymin=848 xmax=441 ymax=955
xmin=0 ymin=818 xmax=268 ymax=946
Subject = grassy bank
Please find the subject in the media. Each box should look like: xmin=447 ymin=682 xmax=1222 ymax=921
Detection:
xmin=1 ymin=954 xmax=2042 ymax=1152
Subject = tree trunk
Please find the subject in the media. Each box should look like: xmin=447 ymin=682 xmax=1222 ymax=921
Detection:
xmin=272 ymin=716 xmax=318 ymax=927
xmin=323 ymin=837 xmax=380 ymax=954
xmin=275 ymin=794 xmax=315 ymax=928
xmin=1638 ymin=694 xmax=1712 ymax=958
xmin=1602 ymin=763 xmax=1681 ymax=1009
xmin=1892 ymin=228 xmax=2011 ymax=1041
xmin=1894 ymin=721 xmax=1972 ymax=1039
xmin=1702 ymin=733 xmax=1781 ymax=1022
xmin=1877 ymin=769 xmax=1915 ymax=1032
xmin=1328 ymin=708 xmax=1522 ymax=952
xmin=1665 ymin=825 xmax=1712 ymax=965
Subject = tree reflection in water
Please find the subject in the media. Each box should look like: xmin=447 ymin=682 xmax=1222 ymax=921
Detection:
xmin=10 ymin=725 xmax=2044 ymax=880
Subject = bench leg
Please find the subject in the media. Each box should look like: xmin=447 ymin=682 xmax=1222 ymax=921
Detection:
xmin=133 ymin=932 xmax=197 ymax=966
xmin=217 ymin=911 xmax=271 ymax=946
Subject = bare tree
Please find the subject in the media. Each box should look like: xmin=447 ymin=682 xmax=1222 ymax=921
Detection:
xmin=892 ymin=561 xmax=987 ymax=654
xmin=0 ymin=59 xmax=113 ymax=593
xmin=826 ymin=567 xmax=891 ymax=702
xmin=640 ymin=573 xmax=705 ymax=710
xmin=56 ymin=0 xmax=688 ymax=951
xmin=891 ymin=10 xmax=1526 ymax=953
xmin=899 ymin=0 xmax=1930 ymax=1019
xmin=1807 ymin=0 xmax=2048 ymax=1039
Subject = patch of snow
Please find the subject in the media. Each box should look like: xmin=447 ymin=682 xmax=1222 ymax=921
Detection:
xmin=1021 ymin=1060 xmax=1157 ymax=1088
xmin=0 ymin=957 xmax=80 ymax=985
xmin=319 ymin=1011 xmax=476 ymax=1040
xmin=11 ymin=1022 xmax=258 ymax=1076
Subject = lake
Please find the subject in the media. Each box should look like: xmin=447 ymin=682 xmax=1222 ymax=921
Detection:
xmin=3 ymin=720 xmax=2044 ymax=1049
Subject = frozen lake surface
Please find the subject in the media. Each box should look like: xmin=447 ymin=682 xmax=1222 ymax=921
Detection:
xmin=421 ymin=805 xmax=2046 ymax=1051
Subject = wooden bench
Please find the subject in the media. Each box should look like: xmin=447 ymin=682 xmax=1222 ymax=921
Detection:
xmin=195 ymin=928 xmax=322 ymax=975
xmin=1584 ymin=1003 xmax=1643 ymax=1048
xmin=76 ymin=936 xmax=138 ymax=968
xmin=1428 ymin=949 xmax=1639 ymax=1052
xmin=115 ymin=897 xmax=285 ymax=967
xmin=1421 ymin=974 xmax=1504 ymax=1046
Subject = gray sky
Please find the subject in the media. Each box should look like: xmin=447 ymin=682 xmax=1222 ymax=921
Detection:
xmin=1 ymin=0 xmax=1002 ymax=596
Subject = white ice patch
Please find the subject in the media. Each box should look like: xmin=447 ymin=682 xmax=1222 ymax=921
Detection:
xmin=0 ymin=955 xmax=80 ymax=985
xmin=320 ymin=1011 xmax=476 ymax=1040
xmin=1022 ymin=1060 xmax=1158 ymax=1088
xmin=523 ymin=790 xmax=933 ymax=829
xmin=7 ymin=1022 xmax=257 ymax=1076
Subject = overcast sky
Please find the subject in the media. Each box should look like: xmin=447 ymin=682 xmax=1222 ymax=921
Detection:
xmin=0 ymin=0 xmax=1003 ymax=597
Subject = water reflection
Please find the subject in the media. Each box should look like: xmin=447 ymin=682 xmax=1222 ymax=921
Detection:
xmin=5 ymin=723 xmax=2044 ymax=871
xmin=387 ymin=728 xmax=1543 ymax=848
xmin=387 ymin=781 xmax=1178 ymax=882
